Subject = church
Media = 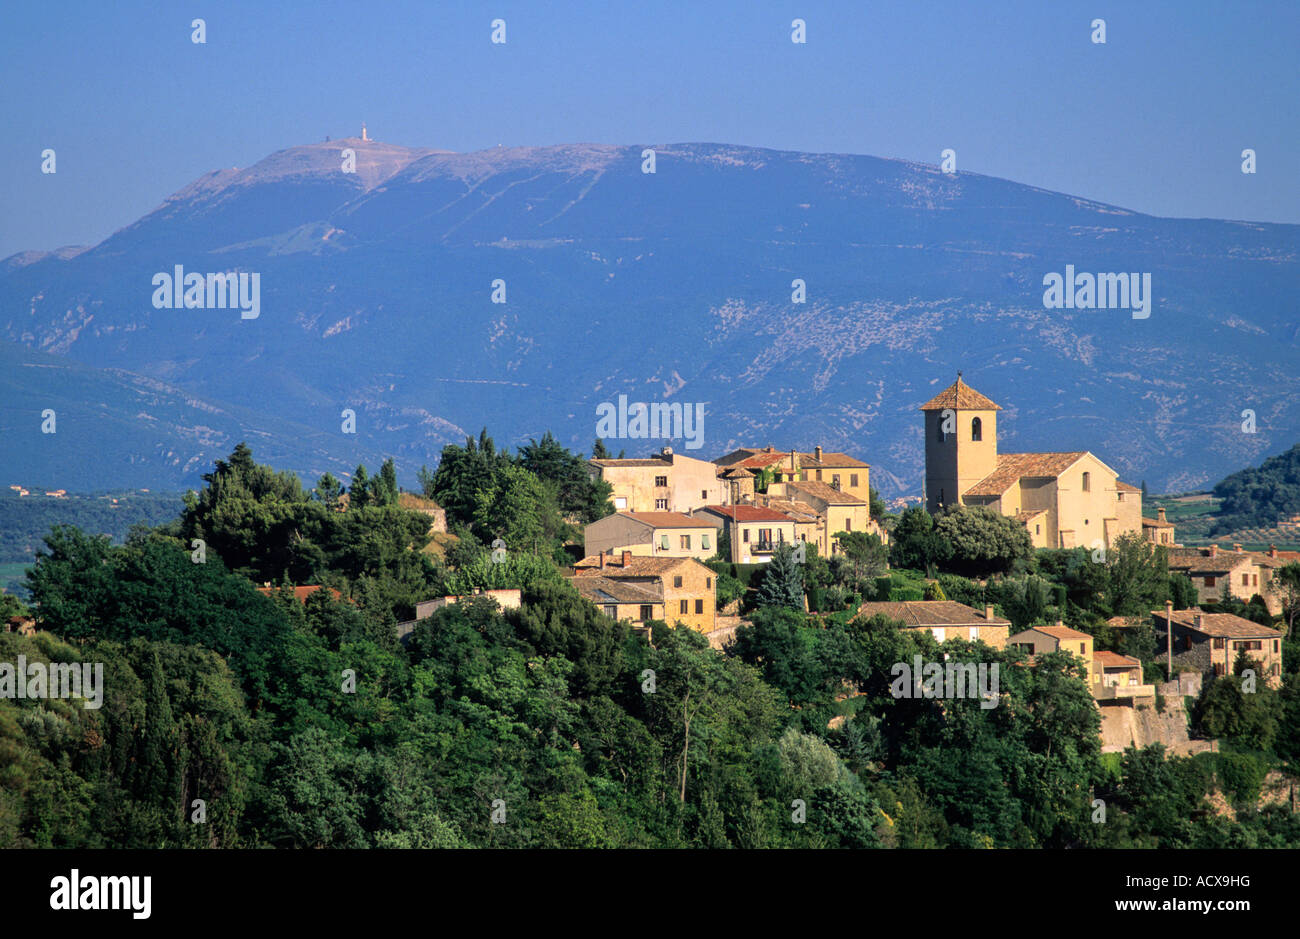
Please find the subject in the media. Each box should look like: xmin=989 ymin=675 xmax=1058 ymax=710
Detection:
xmin=920 ymin=375 xmax=1142 ymax=549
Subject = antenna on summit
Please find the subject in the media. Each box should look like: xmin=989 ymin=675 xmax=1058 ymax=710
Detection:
xmin=361 ymin=122 xmax=368 ymax=142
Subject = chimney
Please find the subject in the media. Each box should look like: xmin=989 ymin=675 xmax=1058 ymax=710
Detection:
xmin=598 ymin=553 xmax=605 ymax=570
xmin=984 ymin=604 xmax=995 ymax=621
xmin=621 ymin=550 xmax=632 ymax=567
xmin=790 ymin=449 xmax=798 ymax=473
xmin=1233 ymin=543 xmax=1242 ymax=553
xmin=1194 ymin=612 xmax=1204 ymax=630
xmin=1055 ymin=619 xmax=1065 ymax=628
xmin=1157 ymin=507 xmax=1167 ymax=523
xmin=1270 ymin=544 xmax=1278 ymax=559
xmin=815 ymin=445 xmax=823 ymax=462
xmin=1209 ymin=544 xmax=1217 ymax=558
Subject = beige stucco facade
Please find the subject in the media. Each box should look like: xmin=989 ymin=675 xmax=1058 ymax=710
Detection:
xmin=589 ymin=448 xmax=727 ymax=514
xmin=920 ymin=376 xmax=1142 ymax=549
xmin=584 ymin=512 xmax=718 ymax=561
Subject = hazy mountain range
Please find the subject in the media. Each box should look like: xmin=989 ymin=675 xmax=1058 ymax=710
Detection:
xmin=3 ymin=137 xmax=1297 ymax=496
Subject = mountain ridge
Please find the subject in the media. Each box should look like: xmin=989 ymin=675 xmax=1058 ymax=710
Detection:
xmin=2 ymin=138 xmax=1297 ymax=495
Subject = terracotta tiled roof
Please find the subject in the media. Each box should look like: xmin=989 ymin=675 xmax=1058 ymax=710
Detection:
xmin=256 ymin=585 xmax=343 ymax=603
xmin=763 ymin=500 xmax=822 ymax=523
xmin=590 ymin=457 xmax=668 ymax=468
xmin=1166 ymin=548 xmax=1253 ymax=575
xmin=714 ymin=447 xmax=869 ymax=471
xmin=1116 ymin=481 xmax=1141 ymax=492
xmin=1025 ymin=624 xmax=1093 ymax=642
xmin=1095 ymin=650 xmax=1142 ymax=669
xmin=1152 ymin=609 xmax=1282 ymax=639
xmin=965 ymin=452 xmax=1088 ymax=497
xmin=569 ymin=575 xmax=662 ymax=605
xmin=1142 ymin=517 xmax=1174 ymax=528
xmin=1014 ymin=509 xmax=1048 ymax=522
xmin=622 ymin=512 xmax=709 ymax=528
xmin=855 ymin=600 xmax=1009 ymax=627
xmin=696 ymin=504 xmax=794 ymax=522
xmin=787 ymin=480 xmax=865 ymax=504
xmin=573 ymin=555 xmax=705 ymax=577
xmin=918 ymin=377 xmax=1002 ymax=411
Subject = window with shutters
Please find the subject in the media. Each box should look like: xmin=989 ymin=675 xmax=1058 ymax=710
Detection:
xmin=679 ymin=600 xmax=688 ymax=615
xmin=695 ymin=599 xmax=704 ymax=614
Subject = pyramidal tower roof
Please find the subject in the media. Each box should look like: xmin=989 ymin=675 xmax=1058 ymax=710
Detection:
xmin=919 ymin=374 xmax=1002 ymax=411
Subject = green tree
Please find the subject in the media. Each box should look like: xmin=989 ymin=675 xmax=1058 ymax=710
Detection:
xmin=889 ymin=506 xmax=952 ymax=574
xmin=933 ymin=505 xmax=1033 ymax=578
xmin=756 ymin=543 xmax=805 ymax=611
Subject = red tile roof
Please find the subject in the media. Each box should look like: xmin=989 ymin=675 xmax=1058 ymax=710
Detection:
xmin=256 ymin=585 xmax=343 ymax=603
xmin=1095 ymin=650 xmax=1142 ymax=669
xmin=1152 ymin=609 xmax=1282 ymax=639
xmin=697 ymin=504 xmax=794 ymax=522
xmin=855 ymin=600 xmax=1009 ymax=627
xmin=918 ymin=377 xmax=1002 ymax=411
xmin=965 ymin=452 xmax=1088 ymax=497
xmin=622 ymin=512 xmax=709 ymax=528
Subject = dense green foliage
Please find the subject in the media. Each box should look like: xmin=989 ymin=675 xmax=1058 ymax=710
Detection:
xmin=3 ymin=442 xmax=1298 ymax=849
xmin=1212 ymin=442 xmax=1300 ymax=535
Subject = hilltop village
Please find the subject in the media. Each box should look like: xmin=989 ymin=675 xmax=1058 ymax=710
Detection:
xmin=4 ymin=374 xmax=1298 ymax=850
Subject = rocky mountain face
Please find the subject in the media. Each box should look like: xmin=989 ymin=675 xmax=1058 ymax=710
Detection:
xmin=3 ymin=137 xmax=1297 ymax=494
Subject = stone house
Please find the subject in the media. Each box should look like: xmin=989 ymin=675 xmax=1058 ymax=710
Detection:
xmin=714 ymin=445 xmax=872 ymax=505
xmin=573 ymin=552 xmax=717 ymax=633
xmin=588 ymin=447 xmax=727 ymax=514
xmin=690 ymin=504 xmax=798 ymax=563
xmin=855 ymin=600 xmax=1010 ymax=648
xmin=1151 ymin=606 xmax=1283 ymax=686
xmin=1142 ymin=507 xmax=1176 ymax=546
xmin=583 ymin=511 xmax=718 ymax=561
xmin=1166 ymin=544 xmax=1283 ymax=614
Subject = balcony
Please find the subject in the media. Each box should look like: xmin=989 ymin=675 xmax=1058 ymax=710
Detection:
xmin=1093 ymin=682 xmax=1156 ymax=702
xmin=752 ymin=539 xmax=778 ymax=555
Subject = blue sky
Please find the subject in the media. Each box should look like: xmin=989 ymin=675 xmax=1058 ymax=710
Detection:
xmin=2 ymin=0 xmax=1296 ymax=258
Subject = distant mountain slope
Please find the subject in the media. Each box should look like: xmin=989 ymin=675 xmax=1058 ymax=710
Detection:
xmin=3 ymin=138 xmax=1297 ymax=495
xmin=0 ymin=339 xmax=394 ymax=490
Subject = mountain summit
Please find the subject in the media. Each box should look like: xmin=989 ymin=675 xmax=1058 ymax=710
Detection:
xmin=2 ymin=139 xmax=1297 ymax=492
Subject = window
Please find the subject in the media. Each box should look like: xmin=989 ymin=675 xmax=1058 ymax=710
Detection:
xmin=832 ymin=474 xmax=841 ymax=489
xmin=654 ymin=475 xmax=668 ymax=487
xmin=603 ymin=605 xmax=618 ymax=619
xmin=679 ymin=600 xmax=688 ymax=615
xmin=702 ymin=534 xmax=711 ymax=551
xmin=680 ymin=535 xmax=691 ymax=550
xmin=1243 ymin=640 xmax=1262 ymax=651
xmin=969 ymin=626 xmax=978 ymax=640
xmin=614 ymin=497 xmax=627 ymax=509
xmin=816 ymin=469 xmax=822 ymax=481
xmin=1213 ymin=663 xmax=1226 ymax=676
xmin=655 ymin=498 xmax=668 ymax=510
xmin=1252 ymin=574 xmax=1259 ymax=587
xmin=1205 ymin=576 xmax=1216 ymax=587
xmin=1275 ymin=640 xmax=1281 ymax=654
xmin=660 ymin=535 xmax=670 ymax=550
xmin=706 ymin=577 xmax=712 ymax=588
xmin=1242 ymin=574 xmax=1250 ymax=587
xmin=695 ymin=599 xmax=704 ymax=614
xmin=1035 ymin=524 xmax=1042 ymax=535
xmin=971 ymin=417 xmax=982 ymax=441
xmin=1080 ymin=643 xmax=1086 ymax=655
xmin=850 ymin=474 xmax=859 ymax=487
xmin=933 ymin=627 xmax=946 ymax=642
xmin=673 ymin=575 xmax=683 ymax=588
xmin=1082 ymin=472 xmax=1091 ymax=492
xmin=639 ymin=605 xmax=653 ymax=621
xmin=1213 ymin=638 xmax=1225 ymax=649
xmin=701 ymin=490 xmax=707 ymax=499
xmin=845 ymin=518 xmax=852 ymax=532
xmin=742 ymin=528 xmax=750 ymax=543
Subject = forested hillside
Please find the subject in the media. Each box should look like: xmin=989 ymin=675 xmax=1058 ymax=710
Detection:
xmin=3 ymin=440 xmax=1299 ymax=849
